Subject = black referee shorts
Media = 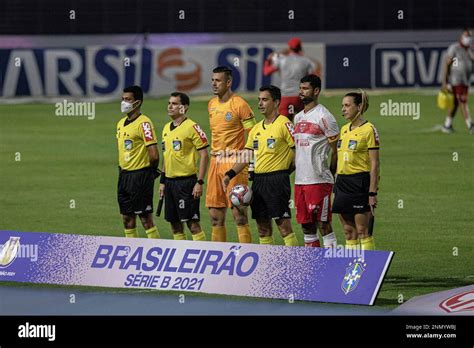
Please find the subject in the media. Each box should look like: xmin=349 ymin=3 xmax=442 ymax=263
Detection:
xmin=117 ymin=167 xmax=155 ymax=216
xmin=164 ymin=175 xmax=200 ymax=223
xmin=332 ymin=172 xmax=371 ymax=214
xmin=250 ymin=170 xmax=291 ymax=220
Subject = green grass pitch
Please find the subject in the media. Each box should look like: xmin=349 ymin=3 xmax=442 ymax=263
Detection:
xmin=1 ymin=91 xmax=473 ymax=308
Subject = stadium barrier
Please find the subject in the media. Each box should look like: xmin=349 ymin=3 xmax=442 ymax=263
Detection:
xmin=1 ymin=31 xmax=471 ymax=101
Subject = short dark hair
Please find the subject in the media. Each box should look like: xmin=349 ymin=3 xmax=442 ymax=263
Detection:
xmin=300 ymin=75 xmax=321 ymax=90
xmin=212 ymin=66 xmax=233 ymax=80
xmin=123 ymin=85 xmax=143 ymax=101
xmin=170 ymin=92 xmax=190 ymax=106
xmin=259 ymin=85 xmax=281 ymax=102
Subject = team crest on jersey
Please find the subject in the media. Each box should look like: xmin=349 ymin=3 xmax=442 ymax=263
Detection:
xmin=267 ymin=138 xmax=276 ymax=149
xmin=348 ymin=140 xmax=358 ymax=150
xmin=173 ymin=140 xmax=182 ymax=151
xmin=225 ymin=112 xmax=232 ymax=121
xmin=341 ymin=258 xmax=366 ymax=295
xmin=124 ymin=139 xmax=133 ymax=150
xmin=253 ymin=140 xmax=259 ymax=150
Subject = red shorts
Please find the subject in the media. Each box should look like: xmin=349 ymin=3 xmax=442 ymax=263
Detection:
xmin=453 ymin=85 xmax=469 ymax=103
xmin=295 ymin=183 xmax=333 ymax=224
xmin=279 ymin=96 xmax=304 ymax=120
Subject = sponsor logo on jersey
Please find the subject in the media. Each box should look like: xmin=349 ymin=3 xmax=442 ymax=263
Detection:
xmin=141 ymin=122 xmax=154 ymax=142
xmin=372 ymin=126 xmax=380 ymax=146
xmin=193 ymin=124 xmax=208 ymax=143
xmin=285 ymin=122 xmax=295 ymax=140
xmin=294 ymin=121 xmax=324 ymax=136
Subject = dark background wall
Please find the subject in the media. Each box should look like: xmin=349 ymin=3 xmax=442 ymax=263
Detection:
xmin=0 ymin=0 xmax=472 ymax=34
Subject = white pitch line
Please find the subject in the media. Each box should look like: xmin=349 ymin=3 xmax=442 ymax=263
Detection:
xmin=417 ymin=124 xmax=444 ymax=133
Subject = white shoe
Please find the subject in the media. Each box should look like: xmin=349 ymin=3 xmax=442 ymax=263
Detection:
xmin=442 ymin=125 xmax=454 ymax=134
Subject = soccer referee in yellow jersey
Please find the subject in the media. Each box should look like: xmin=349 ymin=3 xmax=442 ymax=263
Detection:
xmin=160 ymin=92 xmax=210 ymax=241
xmin=223 ymin=86 xmax=298 ymax=246
xmin=333 ymin=90 xmax=380 ymax=250
xmin=116 ymin=85 xmax=160 ymax=239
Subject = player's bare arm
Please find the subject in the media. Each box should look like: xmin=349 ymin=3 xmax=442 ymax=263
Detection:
xmin=289 ymin=148 xmax=296 ymax=173
xmin=329 ymin=139 xmax=338 ymax=176
xmin=368 ymin=149 xmax=380 ymax=208
xmin=222 ymin=149 xmax=252 ymax=190
xmin=193 ymin=148 xmax=209 ymax=199
xmin=159 ymin=161 xmax=166 ymax=198
xmin=442 ymin=54 xmax=453 ymax=90
xmin=147 ymin=144 xmax=159 ymax=170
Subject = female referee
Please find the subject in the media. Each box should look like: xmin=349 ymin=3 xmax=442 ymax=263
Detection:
xmin=332 ymin=90 xmax=380 ymax=250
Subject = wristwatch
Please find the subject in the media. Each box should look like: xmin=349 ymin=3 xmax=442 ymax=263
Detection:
xmin=197 ymin=179 xmax=204 ymax=185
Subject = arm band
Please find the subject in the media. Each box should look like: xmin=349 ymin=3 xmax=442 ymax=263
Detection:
xmin=242 ymin=117 xmax=257 ymax=131
xmin=225 ymin=169 xmax=237 ymax=180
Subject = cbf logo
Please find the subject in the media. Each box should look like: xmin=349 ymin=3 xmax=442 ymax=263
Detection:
xmin=225 ymin=112 xmax=232 ymax=122
xmin=341 ymin=258 xmax=366 ymax=295
xmin=0 ymin=237 xmax=21 ymax=268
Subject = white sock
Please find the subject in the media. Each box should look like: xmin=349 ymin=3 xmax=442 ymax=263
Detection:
xmin=465 ymin=117 xmax=472 ymax=129
xmin=304 ymin=234 xmax=318 ymax=243
xmin=322 ymin=232 xmax=337 ymax=248
xmin=444 ymin=116 xmax=453 ymax=128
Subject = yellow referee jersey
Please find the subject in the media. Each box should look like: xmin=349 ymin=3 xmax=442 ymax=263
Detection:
xmin=162 ymin=118 xmax=209 ymax=178
xmin=245 ymin=115 xmax=295 ymax=174
xmin=116 ymin=114 xmax=158 ymax=171
xmin=336 ymin=121 xmax=380 ymax=175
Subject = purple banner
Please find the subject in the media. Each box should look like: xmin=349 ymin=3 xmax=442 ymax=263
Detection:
xmin=0 ymin=230 xmax=393 ymax=305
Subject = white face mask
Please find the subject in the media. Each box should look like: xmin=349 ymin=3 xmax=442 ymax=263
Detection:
xmin=121 ymin=100 xmax=139 ymax=113
xmin=461 ymin=35 xmax=471 ymax=47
